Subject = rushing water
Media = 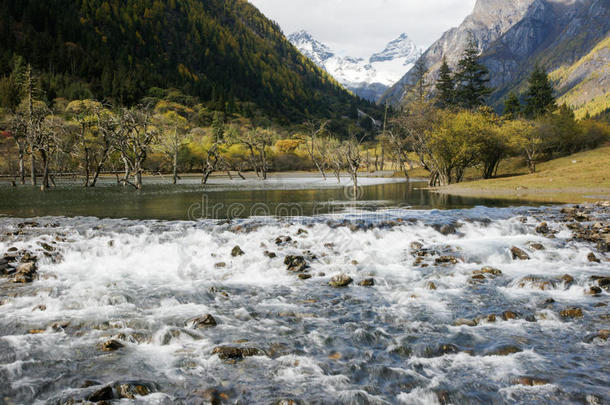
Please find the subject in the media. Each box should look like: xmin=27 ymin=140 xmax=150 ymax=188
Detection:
xmin=0 ymin=203 xmax=609 ymax=405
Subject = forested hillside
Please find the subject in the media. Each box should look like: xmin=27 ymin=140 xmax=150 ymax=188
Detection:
xmin=0 ymin=0 xmax=370 ymax=122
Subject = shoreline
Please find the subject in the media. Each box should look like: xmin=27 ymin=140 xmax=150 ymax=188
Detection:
xmin=431 ymin=185 xmax=610 ymax=204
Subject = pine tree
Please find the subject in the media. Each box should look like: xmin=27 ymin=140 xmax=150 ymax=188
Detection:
xmin=411 ymin=58 xmax=430 ymax=101
xmin=454 ymin=37 xmax=493 ymax=109
xmin=523 ymin=65 xmax=556 ymax=118
xmin=503 ymin=92 xmax=521 ymax=119
xmin=435 ymin=57 xmax=455 ymax=108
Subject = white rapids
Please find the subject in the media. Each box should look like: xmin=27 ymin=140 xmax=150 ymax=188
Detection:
xmin=0 ymin=204 xmax=608 ymax=404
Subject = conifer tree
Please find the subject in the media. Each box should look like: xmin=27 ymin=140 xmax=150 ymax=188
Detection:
xmin=435 ymin=57 xmax=455 ymax=108
xmin=523 ymin=65 xmax=556 ymax=118
xmin=411 ymin=58 xmax=430 ymax=101
xmin=454 ymin=37 xmax=493 ymax=109
xmin=503 ymin=92 xmax=521 ymax=119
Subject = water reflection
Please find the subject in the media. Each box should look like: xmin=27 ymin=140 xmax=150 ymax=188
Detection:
xmin=0 ymin=177 xmax=551 ymax=220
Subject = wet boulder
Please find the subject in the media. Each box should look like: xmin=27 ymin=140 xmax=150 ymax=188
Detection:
xmin=560 ymin=307 xmax=583 ymax=318
xmin=435 ymin=256 xmax=459 ymax=265
xmin=535 ymin=222 xmax=550 ymax=234
xmin=512 ymin=377 xmax=550 ymax=386
xmin=298 ymin=273 xmax=312 ymax=280
xmin=275 ymin=236 xmax=292 ymax=245
xmin=528 ymin=242 xmax=545 ymax=251
xmin=264 ymin=251 xmax=277 ymax=259
xmin=115 ymin=382 xmax=152 ymax=399
xmin=516 ymin=276 xmax=556 ymax=290
xmin=474 ymin=266 xmax=503 ymax=277
xmin=586 ymin=286 xmax=602 ymax=295
xmin=425 ymin=281 xmax=437 ymax=290
xmin=502 ymin=311 xmax=520 ymax=321
xmin=587 ymin=253 xmax=601 ymax=263
xmin=212 ymin=345 xmax=262 ymax=360
xmin=231 ymin=246 xmax=245 ymax=257
xmin=284 ymin=255 xmax=308 ymax=272
xmin=410 ymin=241 xmax=424 ymax=251
xmin=329 ymin=274 xmax=353 ymax=288
xmin=426 ymin=343 xmax=461 ymax=357
xmin=559 ymin=274 xmax=575 ymax=287
xmin=486 ymin=345 xmax=522 ymax=356
xmin=101 ymin=339 xmax=124 ymax=351
xmin=433 ymin=223 xmax=458 ymax=235
xmin=189 ymin=314 xmax=217 ymax=328
xmin=87 ymin=386 xmax=114 ymax=402
xmin=510 ymin=247 xmax=530 ymax=260
xmin=358 ymin=278 xmax=375 ymax=287
xmin=454 ymin=318 xmax=477 ymax=327
xmin=11 ymin=262 xmax=37 ymax=283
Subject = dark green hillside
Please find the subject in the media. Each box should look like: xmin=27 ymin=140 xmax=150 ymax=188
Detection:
xmin=0 ymin=0 xmax=369 ymax=122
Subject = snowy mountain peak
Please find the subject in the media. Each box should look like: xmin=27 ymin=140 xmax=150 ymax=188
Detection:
xmin=288 ymin=31 xmax=421 ymax=101
xmin=369 ymin=33 xmax=420 ymax=64
xmin=287 ymin=30 xmax=334 ymax=65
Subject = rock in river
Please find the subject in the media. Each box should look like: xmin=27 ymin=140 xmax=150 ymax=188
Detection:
xmin=329 ymin=274 xmax=353 ymax=288
xmin=284 ymin=255 xmax=308 ymax=272
xmin=190 ymin=314 xmax=217 ymax=328
xmin=212 ymin=346 xmax=262 ymax=360
xmin=11 ymin=262 xmax=37 ymax=283
xmin=560 ymin=307 xmax=583 ymax=318
xmin=510 ymin=246 xmax=530 ymax=260
xmin=358 ymin=278 xmax=375 ymax=287
xmin=231 ymin=246 xmax=245 ymax=257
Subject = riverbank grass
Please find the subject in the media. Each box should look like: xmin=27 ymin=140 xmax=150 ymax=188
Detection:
xmin=434 ymin=145 xmax=610 ymax=203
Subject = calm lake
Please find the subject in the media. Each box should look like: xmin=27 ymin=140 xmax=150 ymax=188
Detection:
xmin=0 ymin=174 xmax=547 ymax=220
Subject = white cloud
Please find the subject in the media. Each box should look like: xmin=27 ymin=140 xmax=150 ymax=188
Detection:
xmin=248 ymin=0 xmax=477 ymax=57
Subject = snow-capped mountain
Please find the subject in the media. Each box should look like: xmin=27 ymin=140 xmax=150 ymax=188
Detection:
xmin=288 ymin=30 xmax=421 ymax=102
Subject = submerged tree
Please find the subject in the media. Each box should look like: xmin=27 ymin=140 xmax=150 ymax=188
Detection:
xmin=155 ymin=110 xmax=190 ymax=184
xmin=298 ymin=119 xmax=329 ymax=180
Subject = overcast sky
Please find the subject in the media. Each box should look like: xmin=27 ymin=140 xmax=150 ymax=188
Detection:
xmin=248 ymin=0 xmax=477 ymax=57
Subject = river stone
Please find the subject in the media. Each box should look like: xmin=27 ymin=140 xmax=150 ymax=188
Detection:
xmin=559 ymin=274 xmax=575 ymax=286
xmin=535 ymin=222 xmax=550 ymax=234
xmin=474 ymin=266 xmax=502 ymax=276
xmin=212 ymin=346 xmax=261 ymax=360
xmin=298 ymin=273 xmax=312 ymax=280
xmin=38 ymin=242 xmax=55 ymax=252
xmin=435 ymin=256 xmax=459 ymax=265
xmin=512 ymin=377 xmax=549 ymax=386
xmin=264 ymin=251 xmax=277 ymax=258
xmin=425 ymin=281 xmax=436 ymax=290
xmin=454 ymin=318 xmax=477 ymax=327
xmin=231 ymin=246 xmax=244 ymax=257
xmin=116 ymin=383 xmax=151 ymax=399
xmin=517 ymin=276 xmax=556 ymax=290
xmin=433 ymin=224 xmax=457 ymax=235
xmin=12 ymin=262 xmax=37 ymax=283
xmin=190 ymin=314 xmax=217 ymax=328
xmin=284 ymin=255 xmax=308 ymax=272
xmin=329 ymin=274 xmax=353 ymax=288
xmin=101 ymin=339 xmax=124 ymax=351
xmin=487 ymin=345 xmax=522 ymax=356
xmin=510 ymin=247 xmax=530 ymax=260
xmin=358 ymin=278 xmax=375 ymax=287
xmin=528 ymin=242 xmax=545 ymax=251
xmin=597 ymin=278 xmax=610 ymax=287
xmin=587 ymin=253 xmax=601 ymax=263
xmin=587 ymin=286 xmax=602 ymax=295
xmin=560 ymin=307 xmax=583 ymax=318
xmin=502 ymin=311 xmax=520 ymax=320
xmin=88 ymin=386 xmax=114 ymax=402
xmin=410 ymin=241 xmax=424 ymax=251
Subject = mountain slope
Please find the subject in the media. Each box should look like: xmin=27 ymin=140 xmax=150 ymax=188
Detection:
xmin=0 ymin=0 xmax=365 ymax=122
xmin=381 ymin=0 xmax=609 ymax=115
xmin=289 ymin=31 xmax=421 ymax=102
xmin=480 ymin=0 xmax=610 ymax=111
xmin=381 ymin=0 xmax=536 ymax=105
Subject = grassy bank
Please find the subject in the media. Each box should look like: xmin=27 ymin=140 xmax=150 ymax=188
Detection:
xmin=433 ymin=146 xmax=610 ymax=203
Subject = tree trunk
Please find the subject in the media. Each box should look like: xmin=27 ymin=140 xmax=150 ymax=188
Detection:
xmin=172 ymin=150 xmax=178 ymax=185
xmin=40 ymin=149 xmax=49 ymax=190
xmin=18 ymin=152 xmax=25 ymax=185
xmin=122 ymin=157 xmax=130 ymax=187
xmin=29 ymin=152 xmax=36 ymax=186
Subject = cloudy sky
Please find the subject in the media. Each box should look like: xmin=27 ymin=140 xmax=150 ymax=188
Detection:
xmin=249 ymin=0 xmax=477 ymax=57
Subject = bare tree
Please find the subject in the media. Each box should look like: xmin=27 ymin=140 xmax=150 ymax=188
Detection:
xmin=4 ymin=114 xmax=28 ymax=184
xmin=115 ymin=106 xmax=157 ymax=189
xmin=299 ymin=120 xmax=329 ymax=179
xmin=340 ymin=135 xmax=364 ymax=196
xmin=154 ymin=111 xmax=189 ymax=184
xmin=66 ymin=100 xmax=104 ymax=187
